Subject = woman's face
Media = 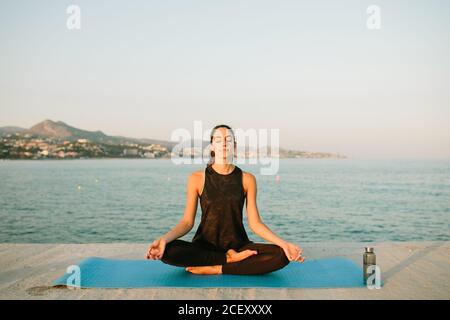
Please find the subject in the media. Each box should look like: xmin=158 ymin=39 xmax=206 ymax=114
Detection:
xmin=211 ymin=127 xmax=235 ymax=164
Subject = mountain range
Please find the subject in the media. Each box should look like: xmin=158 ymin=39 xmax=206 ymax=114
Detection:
xmin=0 ymin=119 xmax=345 ymax=158
xmin=0 ymin=120 xmax=177 ymax=148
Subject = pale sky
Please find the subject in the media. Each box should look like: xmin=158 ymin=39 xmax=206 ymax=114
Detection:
xmin=1 ymin=0 xmax=449 ymax=159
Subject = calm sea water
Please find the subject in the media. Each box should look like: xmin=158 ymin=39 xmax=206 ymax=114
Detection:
xmin=0 ymin=159 xmax=449 ymax=243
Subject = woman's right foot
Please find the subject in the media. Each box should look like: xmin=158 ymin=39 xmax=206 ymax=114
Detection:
xmin=226 ymin=249 xmax=258 ymax=263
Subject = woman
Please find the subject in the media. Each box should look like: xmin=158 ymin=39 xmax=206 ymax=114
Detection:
xmin=146 ymin=124 xmax=304 ymax=275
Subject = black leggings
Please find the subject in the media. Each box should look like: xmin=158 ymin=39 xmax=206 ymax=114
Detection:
xmin=161 ymin=239 xmax=290 ymax=275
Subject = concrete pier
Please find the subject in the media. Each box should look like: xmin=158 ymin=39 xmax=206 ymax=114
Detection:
xmin=0 ymin=241 xmax=448 ymax=299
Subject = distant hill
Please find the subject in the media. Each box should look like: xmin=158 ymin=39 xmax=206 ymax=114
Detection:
xmin=16 ymin=119 xmax=177 ymax=149
xmin=24 ymin=119 xmax=108 ymax=141
xmin=0 ymin=126 xmax=25 ymax=136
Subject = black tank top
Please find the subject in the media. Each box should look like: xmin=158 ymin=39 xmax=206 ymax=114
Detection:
xmin=192 ymin=164 xmax=252 ymax=252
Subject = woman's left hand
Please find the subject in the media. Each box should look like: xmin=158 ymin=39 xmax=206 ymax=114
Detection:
xmin=282 ymin=242 xmax=305 ymax=263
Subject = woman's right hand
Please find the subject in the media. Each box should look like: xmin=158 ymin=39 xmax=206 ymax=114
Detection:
xmin=146 ymin=237 xmax=167 ymax=260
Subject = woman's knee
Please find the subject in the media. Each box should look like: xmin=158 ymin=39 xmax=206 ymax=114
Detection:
xmin=274 ymin=246 xmax=290 ymax=268
xmin=245 ymin=244 xmax=290 ymax=267
xmin=262 ymin=245 xmax=289 ymax=271
xmin=160 ymin=245 xmax=172 ymax=264
xmin=160 ymin=240 xmax=182 ymax=264
xmin=255 ymin=245 xmax=290 ymax=274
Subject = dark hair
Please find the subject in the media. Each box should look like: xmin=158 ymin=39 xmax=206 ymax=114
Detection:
xmin=208 ymin=124 xmax=236 ymax=165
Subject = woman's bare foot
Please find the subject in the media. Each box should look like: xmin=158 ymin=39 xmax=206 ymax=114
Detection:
xmin=185 ymin=265 xmax=222 ymax=275
xmin=184 ymin=249 xmax=258 ymax=275
xmin=226 ymin=248 xmax=258 ymax=263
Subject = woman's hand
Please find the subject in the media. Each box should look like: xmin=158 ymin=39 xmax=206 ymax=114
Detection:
xmin=146 ymin=237 xmax=167 ymax=260
xmin=282 ymin=242 xmax=305 ymax=263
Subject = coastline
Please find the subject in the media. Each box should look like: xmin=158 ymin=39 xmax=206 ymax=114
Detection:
xmin=0 ymin=156 xmax=347 ymax=161
xmin=1 ymin=241 xmax=448 ymax=300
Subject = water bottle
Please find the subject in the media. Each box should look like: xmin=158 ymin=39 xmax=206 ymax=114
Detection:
xmin=363 ymin=247 xmax=376 ymax=284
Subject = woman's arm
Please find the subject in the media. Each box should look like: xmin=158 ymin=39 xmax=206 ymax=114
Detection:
xmin=244 ymin=172 xmax=304 ymax=262
xmin=244 ymin=172 xmax=288 ymax=248
xmin=160 ymin=171 xmax=201 ymax=243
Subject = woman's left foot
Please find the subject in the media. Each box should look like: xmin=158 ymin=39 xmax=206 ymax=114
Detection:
xmin=185 ymin=265 xmax=222 ymax=275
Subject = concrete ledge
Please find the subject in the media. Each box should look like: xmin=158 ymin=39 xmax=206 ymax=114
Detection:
xmin=0 ymin=241 xmax=449 ymax=299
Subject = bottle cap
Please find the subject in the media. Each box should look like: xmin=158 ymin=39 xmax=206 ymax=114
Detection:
xmin=365 ymin=247 xmax=374 ymax=253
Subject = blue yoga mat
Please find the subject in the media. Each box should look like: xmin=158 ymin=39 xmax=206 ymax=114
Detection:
xmin=52 ymin=256 xmax=371 ymax=289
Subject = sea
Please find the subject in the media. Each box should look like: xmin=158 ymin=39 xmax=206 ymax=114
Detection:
xmin=0 ymin=158 xmax=449 ymax=243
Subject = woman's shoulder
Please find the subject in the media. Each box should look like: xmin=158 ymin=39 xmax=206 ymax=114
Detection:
xmin=241 ymin=170 xmax=257 ymax=196
xmin=241 ymin=170 xmax=256 ymax=183
xmin=189 ymin=169 xmax=204 ymax=180
xmin=186 ymin=169 xmax=205 ymax=195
